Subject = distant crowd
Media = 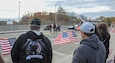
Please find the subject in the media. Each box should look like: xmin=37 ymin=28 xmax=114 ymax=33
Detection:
xmin=44 ymin=23 xmax=61 ymax=33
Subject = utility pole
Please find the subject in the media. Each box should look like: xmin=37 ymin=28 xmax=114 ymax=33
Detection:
xmin=18 ymin=1 xmax=21 ymax=22
xmin=55 ymin=1 xmax=62 ymax=24
xmin=59 ymin=4 xmax=61 ymax=23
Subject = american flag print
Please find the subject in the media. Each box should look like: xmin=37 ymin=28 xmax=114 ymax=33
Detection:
xmin=111 ymin=28 xmax=115 ymax=33
xmin=0 ymin=38 xmax=16 ymax=55
xmin=54 ymin=30 xmax=79 ymax=44
xmin=78 ymin=15 xmax=87 ymax=23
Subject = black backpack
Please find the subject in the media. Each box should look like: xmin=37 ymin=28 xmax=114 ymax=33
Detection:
xmin=22 ymin=38 xmax=47 ymax=63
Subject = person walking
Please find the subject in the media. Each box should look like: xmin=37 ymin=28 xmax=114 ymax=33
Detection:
xmin=49 ymin=23 xmax=53 ymax=33
xmin=96 ymin=22 xmax=110 ymax=62
xmin=11 ymin=18 xmax=52 ymax=63
xmin=72 ymin=22 xmax=106 ymax=63
xmin=53 ymin=23 xmax=56 ymax=33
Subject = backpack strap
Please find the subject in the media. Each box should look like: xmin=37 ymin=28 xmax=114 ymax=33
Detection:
xmin=21 ymin=39 xmax=31 ymax=52
xmin=103 ymin=39 xmax=107 ymax=43
xmin=21 ymin=31 xmax=34 ymax=51
xmin=37 ymin=39 xmax=46 ymax=50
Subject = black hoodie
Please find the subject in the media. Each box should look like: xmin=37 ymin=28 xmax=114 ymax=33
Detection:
xmin=11 ymin=31 xmax=52 ymax=63
xmin=72 ymin=34 xmax=106 ymax=63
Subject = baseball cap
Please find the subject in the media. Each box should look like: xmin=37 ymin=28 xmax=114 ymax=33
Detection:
xmin=80 ymin=22 xmax=95 ymax=33
xmin=31 ymin=18 xmax=41 ymax=26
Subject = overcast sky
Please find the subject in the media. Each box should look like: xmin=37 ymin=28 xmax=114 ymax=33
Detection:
xmin=0 ymin=0 xmax=115 ymax=19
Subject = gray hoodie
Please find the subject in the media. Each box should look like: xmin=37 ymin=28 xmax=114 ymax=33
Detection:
xmin=72 ymin=34 xmax=106 ymax=63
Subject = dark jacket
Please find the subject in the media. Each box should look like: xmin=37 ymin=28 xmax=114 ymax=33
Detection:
xmin=72 ymin=34 xmax=106 ymax=63
xmin=97 ymin=33 xmax=110 ymax=59
xmin=11 ymin=31 xmax=52 ymax=63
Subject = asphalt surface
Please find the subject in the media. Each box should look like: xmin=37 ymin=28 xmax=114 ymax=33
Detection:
xmin=0 ymin=28 xmax=115 ymax=63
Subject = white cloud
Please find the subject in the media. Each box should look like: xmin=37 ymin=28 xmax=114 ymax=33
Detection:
xmin=0 ymin=0 xmax=114 ymax=19
xmin=83 ymin=0 xmax=95 ymax=1
xmin=0 ymin=0 xmax=55 ymax=18
xmin=73 ymin=6 xmax=111 ymax=14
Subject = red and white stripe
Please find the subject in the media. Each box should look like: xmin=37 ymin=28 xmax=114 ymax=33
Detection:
xmin=54 ymin=33 xmax=70 ymax=44
xmin=111 ymin=28 xmax=115 ymax=33
xmin=0 ymin=39 xmax=11 ymax=55
xmin=68 ymin=31 xmax=79 ymax=42
xmin=54 ymin=31 xmax=79 ymax=44
xmin=78 ymin=15 xmax=86 ymax=23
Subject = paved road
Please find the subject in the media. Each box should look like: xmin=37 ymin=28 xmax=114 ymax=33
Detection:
xmin=0 ymin=29 xmax=115 ymax=63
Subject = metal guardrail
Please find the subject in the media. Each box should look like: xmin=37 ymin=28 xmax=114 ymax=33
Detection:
xmin=0 ymin=25 xmax=68 ymax=34
xmin=0 ymin=30 xmax=28 ymax=34
xmin=0 ymin=25 xmax=29 ymax=31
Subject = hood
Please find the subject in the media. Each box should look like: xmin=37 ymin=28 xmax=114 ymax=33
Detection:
xmin=80 ymin=34 xmax=100 ymax=50
xmin=32 ymin=30 xmax=41 ymax=36
xmin=26 ymin=31 xmax=42 ymax=40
